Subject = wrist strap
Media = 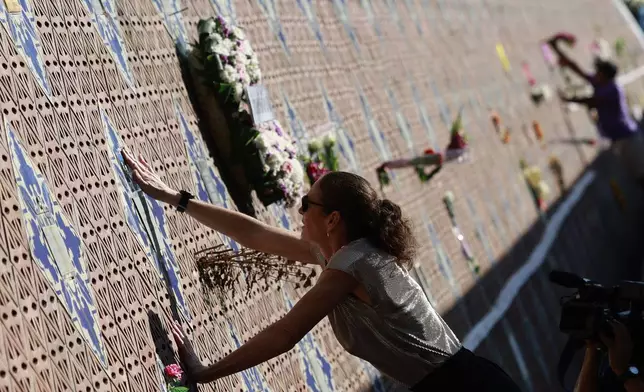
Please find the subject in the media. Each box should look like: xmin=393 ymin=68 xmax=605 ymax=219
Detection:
xmin=176 ymin=190 xmax=194 ymax=213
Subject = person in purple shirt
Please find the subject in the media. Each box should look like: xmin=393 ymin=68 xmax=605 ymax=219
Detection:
xmin=548 ymin=34 xmax=644 ymax=190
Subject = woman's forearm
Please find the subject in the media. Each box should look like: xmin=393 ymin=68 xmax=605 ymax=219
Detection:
xmin=195 ymin=324 xmax=295 ymax=383
xmin=165 ymin=193 xmax=268 ymax=248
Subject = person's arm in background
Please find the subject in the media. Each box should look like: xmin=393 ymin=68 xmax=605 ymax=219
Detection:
xmin=574 ymin=343 xmax=600 ymax=392
xmin=548 ymin=37 xmax=594 ymax=84
xmin=601 ymin=321 xmax=644 ymax=392
xmin=122 ymin=150 xmax=321 ymax=266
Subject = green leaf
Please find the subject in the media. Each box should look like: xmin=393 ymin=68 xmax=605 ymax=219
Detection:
xmin=168 ymin=387 xmax=189 ymax=392
xmin=245 ymin=131 xmax=260 ymax=146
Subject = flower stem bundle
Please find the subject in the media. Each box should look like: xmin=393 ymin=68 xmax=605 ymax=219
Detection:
xmin=196 ymin=245 xmax=316 ymax=297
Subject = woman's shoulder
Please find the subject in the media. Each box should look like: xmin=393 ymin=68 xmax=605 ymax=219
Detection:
xmin=326 ymin=239 xmax=394 ymax=271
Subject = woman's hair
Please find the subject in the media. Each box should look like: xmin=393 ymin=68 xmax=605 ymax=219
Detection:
xmin=318 ymin=171 xmax=417 ymax=265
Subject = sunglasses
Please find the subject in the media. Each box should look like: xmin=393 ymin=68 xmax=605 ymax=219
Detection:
xmin=301 ymin=195 xmax=324 ymax=212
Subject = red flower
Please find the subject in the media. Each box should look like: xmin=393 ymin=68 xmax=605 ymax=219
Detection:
xmin=306 ymin=162 xmax=330 ymax=183
xmin=165 ymin=364 xmax=183 ymax=379
xmin=423 ymin=148 xmax=435 ymax=155
xmin=447 ymin=132 xmax=467 ymax=150
xmin=538 ymin=199 xmax=546 ymax=211
xmin=554 ymin=32 xmax=577 ymax=46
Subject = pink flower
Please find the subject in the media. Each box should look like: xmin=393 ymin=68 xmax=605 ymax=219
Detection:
xmin=282 ymin=161 xmax=293 ymax=173
xmin=165 ymin=364 xmax=183 ymax=379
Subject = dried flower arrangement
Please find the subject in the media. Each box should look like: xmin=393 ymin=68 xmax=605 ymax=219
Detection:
xmin=196 ymin=245 xmax=317 ymax=297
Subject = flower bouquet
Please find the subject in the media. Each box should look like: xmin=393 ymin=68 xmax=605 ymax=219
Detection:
xmin=532 ymin=120 xmax=544 ymax=145
xmin=253 ymin=121 xmax=305 ymax=206
xmin=164 ymin=364 xmax=188 ymax=392
xmin=184 ymin=16 xmax=305 ymax=208
xmin=520 ymin=160 xmax=550 ymax=211
xmin=548 ymin=155 xmax=565 ymax=195
xmin=300 ymin=133 xmax=339 ymax=185
xmin=530 ymin=84 xmax=553 ymax=105
xmin=501 ymin=128 xmax=511 ymax=144
xmin=491 ymin=112 xmax=501 ymax=132
xmin=444 ymin=109 xmax=469 ymax=162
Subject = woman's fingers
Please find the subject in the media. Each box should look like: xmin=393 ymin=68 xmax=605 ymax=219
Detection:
xmin=138 ymin=154 xmax=153 ymax=172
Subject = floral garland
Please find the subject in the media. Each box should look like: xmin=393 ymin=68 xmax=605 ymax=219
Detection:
xmin=164 ymin=364 xmax=188 ymax=392
xmin=376 ymin=111 xmax=468 ymax=188
xmin=520 ymin=160 xmax=550 ymax=211
xmin=197 ymin=17 xmax=260 ymax=101
xmin=194 ymin=16 xmax=305 ymax=207
xmin=300 ymin=133 xmax=339 ymax=185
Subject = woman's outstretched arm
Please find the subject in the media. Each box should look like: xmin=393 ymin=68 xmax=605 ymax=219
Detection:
xmin=175 ymin=269 xmax=358 ymax=383
xmin=122 ymin=150 xmax=319 ymax=265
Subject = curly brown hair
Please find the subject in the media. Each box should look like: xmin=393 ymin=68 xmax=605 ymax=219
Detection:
xmin=317 ymin=171 xmax=417 ymax=265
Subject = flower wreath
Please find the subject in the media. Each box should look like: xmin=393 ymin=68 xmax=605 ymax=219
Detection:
xmin=193 ymin=16 xmax=305 ymax=207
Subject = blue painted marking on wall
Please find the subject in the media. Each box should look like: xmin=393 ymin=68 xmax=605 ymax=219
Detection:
xmin=228 ymin=321 xmax=272 ymax=391
xmin=283 ymin=93 xmax=309 ymax=154
xmin=151 ymin=0 xmax=188 ymax=45
xmin=0 ymin=0 xmax=50 ymax=96
xmin=296 ymin=0 xmax=326 ymax=53
xmin=411 ymin=84 xmax=439 ymax=150
xmin=256 ymin=0 xmax=290 ymax=56
xmin=387 ymin=87 xmax=415 ymax=155
xmin=6 ymin=124 xmax=107 ymax=366
xmin=360 ymin=0 xmax=381 ymax=39
xmin=430 ymin=82 xmax=452 ymax=128
xmin=404 ymin=0 xmax=423 ymax=35
xmin=283 ymin=292 xmax=334 ymax=392
xmin=101 ymin=110 xmax=191 ymax=320
xmin=465 ymin=197 xmax=496 ymax=263
xmin=211 ymin=0 xmax=236 ymax=22
xmin=384 ymin=0 xmax=404 ymax=34
xmin=425 ymin=219 xmax=459 ymax=295
xmin=320 ymin=84 xmax=360 ymax=173
xmin=332 ymin=0 xmax=360 ymax=54
xmin=79 ymin=0 xmax=134 ymax=87
xmin=175 ymin=104 xmax=239 ymax=252
xmin=358 ymin=90 xmax=392 ymax=161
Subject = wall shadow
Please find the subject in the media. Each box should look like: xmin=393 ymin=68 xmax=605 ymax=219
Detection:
xmin=372 ymin=150 xmax=644 ymax=391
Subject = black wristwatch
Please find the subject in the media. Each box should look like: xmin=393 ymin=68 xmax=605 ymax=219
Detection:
xmin=617 ymin=366 xmax=640 ymax=384
xmin=176 ymin=190 xmax=195 ymax=213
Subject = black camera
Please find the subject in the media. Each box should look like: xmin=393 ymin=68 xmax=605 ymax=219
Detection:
xmin=550 ymin=270 xmax=644 ymax=357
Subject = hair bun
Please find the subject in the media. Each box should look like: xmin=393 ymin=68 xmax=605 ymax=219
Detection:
xmin=377 ymin=199 xmax=402 ymax=223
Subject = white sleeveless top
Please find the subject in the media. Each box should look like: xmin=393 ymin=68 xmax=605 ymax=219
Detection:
xmin=320 ymin=238 xmax=461 ymax=387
